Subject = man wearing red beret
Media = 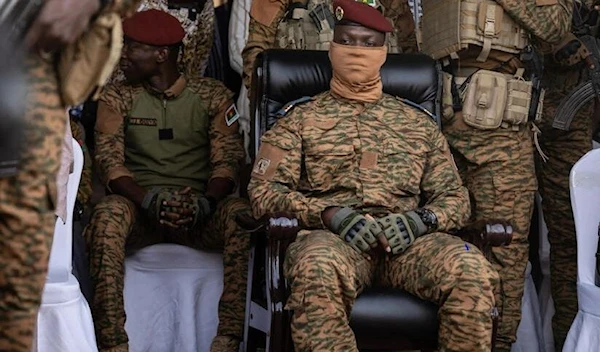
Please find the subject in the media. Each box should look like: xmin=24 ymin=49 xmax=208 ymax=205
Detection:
xmin=85 ymin=9 xmax=252 ymax=352
xmin=248 ymin=0 xmax=500 ymax=351
xmin=241 ymin=0 xmax=417 ymax=91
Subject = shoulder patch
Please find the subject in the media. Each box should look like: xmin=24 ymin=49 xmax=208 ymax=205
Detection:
xmin=276 ymin=96 xmax=312 ymax=117
xmin=396 ymin=97 xmax=439 ymax=124
xmin=225 ymin=104 xmax=240 ymax=126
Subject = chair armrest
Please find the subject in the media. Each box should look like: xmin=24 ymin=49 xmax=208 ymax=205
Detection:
xmin=457 ymin=220 xmax=513 ymax=262
xmin=236 ymin=212 xmax=300 ymax=352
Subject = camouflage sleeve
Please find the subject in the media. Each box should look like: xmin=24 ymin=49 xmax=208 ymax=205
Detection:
xmin=248 ymin=111 xmax=336 ymax=228
xmin=381 ymin=0 xmax=418 ymax=53
xmin=70 ymin=117 xmax=93 ymax=206
xmin=94 ymin=84 xmax=134 ymax=188
xmin=206 ymin=80 xmax=246 ymax=184
xmin=420 ymin=126 xmax=471 ymax=232
xmin=241 ymin=0 xmax=288 ymax=90
xmin=495 ymin=0 xmax=573 ymax=45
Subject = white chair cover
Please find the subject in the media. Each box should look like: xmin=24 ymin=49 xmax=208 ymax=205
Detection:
xmin=33 ymin=138 xmax=98 ymax=352
xmin=564 ymin=149 xmax=600 ymax=352
xmin=124 ymin=244 xmax=224 ymax=352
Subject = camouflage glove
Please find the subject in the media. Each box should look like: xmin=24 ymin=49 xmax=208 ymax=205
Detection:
xmin=330 ymin=207 xmax=383 ymax=253
xmin=140 ymin=187 xmax=177 ymax=223
xmin=376 ymin=210 xmax=428 ymax=255
xmin=177 ymin=194 xmax=214 ymax=229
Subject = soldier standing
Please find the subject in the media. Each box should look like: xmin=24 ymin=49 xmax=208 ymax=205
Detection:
xmin=241 ymin=0 xmax=418 ymax=90
xmin=538 ymin=1 xmax=598 ymax=348
xmin=0 ymin=0 xmax=140 ymax=351
xmin=419 ymin=0 xmax=573 ymax=350
xmin=85 ymin=10 xmax=251 ymax=352
xmin=248 ymin=0 xmax=501 ymax=350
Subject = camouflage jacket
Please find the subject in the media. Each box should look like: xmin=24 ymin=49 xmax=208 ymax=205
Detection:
xmin=495 ymin=0 xmax=573 ymax=46
xmin=248 ymin=92 xmax=470 ymax=230
xmin=95 ymin=76 xmax=245 ymax=192
xmin=241 ymin=0 xmax=417 ymax=90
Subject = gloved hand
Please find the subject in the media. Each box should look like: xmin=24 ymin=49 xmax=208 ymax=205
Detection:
xmin=376 ymin=210 xmax=428 ymax=255
xmin=141 ymin=187 xmax=178 ymax=223
xmin=553 ymin=33 xmax=591 ymax=66
xmin=141 ymin=187 xmax=211 ymax=229
xmin=330 ymin=207 xmax=383 ymax=254
xmin=176 ymin=193 xmax=215 ymax=228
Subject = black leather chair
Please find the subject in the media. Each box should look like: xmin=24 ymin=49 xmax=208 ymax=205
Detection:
xmin=241 ymin=49 xmax=511 ymax=352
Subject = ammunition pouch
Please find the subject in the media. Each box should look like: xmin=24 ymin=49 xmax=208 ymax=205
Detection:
xmin=455 ymin=69 xmax=536 ymax=130
xmin=420 ymin=0 xmax=528 ymax=62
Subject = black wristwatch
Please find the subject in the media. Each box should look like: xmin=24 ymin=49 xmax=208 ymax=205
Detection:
xmin=414 ymin=208 xmax=438 ymax=232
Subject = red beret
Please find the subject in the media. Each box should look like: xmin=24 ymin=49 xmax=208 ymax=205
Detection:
xmin=333 ymin=0 xmax=393 ymax=33
xmin=122 ymin=9 xmax=185 ymax=46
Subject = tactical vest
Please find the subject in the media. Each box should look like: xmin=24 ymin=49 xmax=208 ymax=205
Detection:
xmin=124 ymin=88 xmax=211 ymax=193
xmin=276 ymin=0 xmax=400 ymax=53
xmin=420 ymin=0 xmax=528 ymax=62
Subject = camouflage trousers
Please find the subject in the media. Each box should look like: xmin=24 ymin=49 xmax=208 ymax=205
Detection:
xmin=84 ymin=195 xmax=251 ymax=352
xmin=442 ymin=112 xmax=537 ymax=351
xmin=0 ymin=55 xmax=66 ymax=351
xmin=284 ymin=230 xmax=500 ymax=352
xmin=537 ymin=86 xmax=594 ymax=350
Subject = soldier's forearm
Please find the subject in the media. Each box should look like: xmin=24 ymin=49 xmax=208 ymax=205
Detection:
xmin=108 ymin=176 xmax=147 ymax=208
xmin=206 ymin=177 xmax=235 ymax=202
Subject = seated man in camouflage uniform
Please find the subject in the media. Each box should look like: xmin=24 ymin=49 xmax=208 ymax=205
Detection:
xmin=85 ymin=10 xmax=251 ymax=352
xmin=248 ymin=1 xmax=500 ymax=351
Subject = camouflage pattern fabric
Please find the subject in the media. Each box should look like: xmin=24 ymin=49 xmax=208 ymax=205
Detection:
xmin=537 ymin=63 xmax=594 ymax=350
xmin=0 ymin=1 xmax=140 ymax=348
xmin=109 ymin=0 xmax=215 ymax=84
xmin=0 ymin=55 xmax=66 ymax=352
xmin=441 ymin=109 xmax=537 ymax=352
xmin=95 ymin=76 xmax=243 ymax=191
xmin=241 ymin=0 xmax=418 ymax=90
xmin=248 ymin=92 xmax=500 ymax=351
xmin=70 ymin=117 xmax=93 ymax=208
xmin=84 ymin=195 xmax=251 ymax=352
xmin=92 ymin=74 xmax=248 ymax=351
xmin=420 ymin=2 xmax=573 ymax=349
xmin=285 ymin=230 xmax=499 ymax=352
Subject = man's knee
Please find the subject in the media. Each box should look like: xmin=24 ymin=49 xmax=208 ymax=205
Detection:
xmin=85 ymin=195 xmax=136 ymax=245
xmin=285 ymin=231 xmax=348 ymax=277
xmin=452 ymin=249 xmax=500 ymax=311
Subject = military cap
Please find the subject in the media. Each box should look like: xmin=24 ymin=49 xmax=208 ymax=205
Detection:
xmin=333 ymin=0 xmax=393 ymax=33
xmin=122 ymin=9 xmax=185 ymax=46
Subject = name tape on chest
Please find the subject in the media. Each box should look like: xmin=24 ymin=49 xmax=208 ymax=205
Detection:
xmin=129 ymin=117 xmax=158 ymax=126
xmin=225 ymin=104 xmax=240 ymax=127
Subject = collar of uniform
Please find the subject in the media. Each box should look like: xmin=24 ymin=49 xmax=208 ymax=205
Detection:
xmin=144 ymin=75 xmax=187 ymax=99
xmin=328 ymin=90 xmax=383 ymax=106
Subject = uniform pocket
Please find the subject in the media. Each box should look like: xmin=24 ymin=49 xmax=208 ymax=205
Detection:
xmin=462 ymin=70 xmax=507 ymax=130
xmin=381 ymin=142 xmax=424 ymax=197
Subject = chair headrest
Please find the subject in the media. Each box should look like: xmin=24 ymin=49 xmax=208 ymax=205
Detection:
xmin=254 ymin=49 xmax=441 ymax=132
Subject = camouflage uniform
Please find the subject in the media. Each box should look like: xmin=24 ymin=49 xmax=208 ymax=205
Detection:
xmin=0 ymin=2 xmax=139 ymax=351
xmin=70 ymin=116 xmax=94 ymax=208
xmin=538 ymin=40 xmax=595 ymax=350
xmin=241 ymin=0 xmax=418 ymax=89
xmin=248 ymin=92 xmax=500 ymax=352
xmin=110 ymin=0 xmax=215 ymax=83
xmin=86 ymin=76 xmax=251 ymax=352
xmin=421 ymin=1 xmax=573 ymax=349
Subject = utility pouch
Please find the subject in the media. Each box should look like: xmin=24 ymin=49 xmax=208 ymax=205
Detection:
xmin=503 ymin=77 xmax=533 ymax=128
xmin=462 ymin=70 xmax=507 ymax=130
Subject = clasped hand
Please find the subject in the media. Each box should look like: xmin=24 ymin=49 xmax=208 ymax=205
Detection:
xmin=326 ymin=207 xmax=427 ymax=258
